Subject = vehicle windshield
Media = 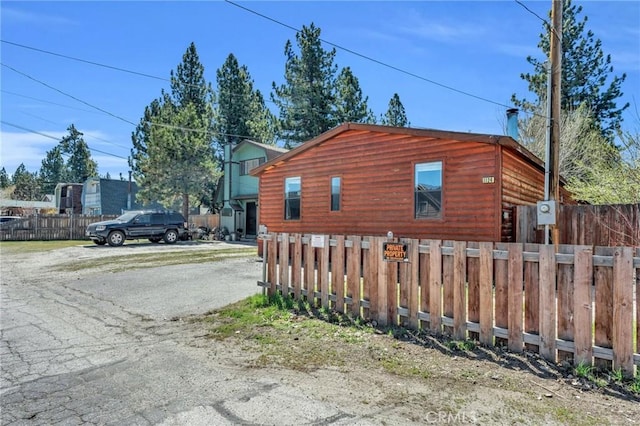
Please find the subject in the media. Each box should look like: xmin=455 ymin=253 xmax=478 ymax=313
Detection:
xmin=115 ymin=212 xmax=141 ymax=222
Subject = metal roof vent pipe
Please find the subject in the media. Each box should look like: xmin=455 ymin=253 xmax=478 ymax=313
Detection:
xmin=506 ymin=108 xmax=519 ymax=141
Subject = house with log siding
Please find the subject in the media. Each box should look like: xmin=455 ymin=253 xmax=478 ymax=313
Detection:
xmin=250 ymin=122 xmax=571 ymax=242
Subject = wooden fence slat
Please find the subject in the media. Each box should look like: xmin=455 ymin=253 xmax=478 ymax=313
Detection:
xmin=377 ymin=237 xmax=389 ymax=326
xmin=304 ymin=235 xmax=316 ymax=305
xmin=636 ymin=248 xmax=640 ymax=356
xmin=594 ymin=246 xmax=614 ymax=370
xmin=442 ymin=241 xmax=454 ymax=335
xmin=612 ymin=247 xmax=634 ymax=377
xmin=557 ymin=245 xmax=575 ymax=362
xmin=524 ymin=243 xmax=540 ymax=352
xmin=398 ymin=238 xmax=410 ymax=325
xmin=419 ymin=239 xmax=430 ymax=330
xmin=573 ymin=246 xmax=593 ymax=365
xmin=453 ymin=241 xmax=467 ymax=340
xmin=539 ymin=244 xmax=556 ymax=362
xmin=346 ymin=236 xmax=362 ymax=317
xmin=467 ymin=242 xmax=480 ymax=341
xmin=508 ymin=243 xmax=524 ymax=353
xmin=429 ymin=240 xmax=442 ymax=333
xmin=494 ymin=243 xmax=509 ymax=346
xmin=318 ymin=235 xmax=330 ymax=309
xmin=479 ymin=242 xmax=494 ymax=346
xmin=279 ymin=233 xmax=290 ymax=296
xmin=267 ymin=234 xmax=278 ymax=297
xmin=366 ymin=237 xmax=378 ymax=321
xmin=292 ymin=234 xmax=302 ymax=300
xmin=408 ymin=239 xmax=420 ymax=329
xmin=387 ymin=259 xmax=398 ymax=326
xmin=332 ymin=235 xmax=346 ymax=313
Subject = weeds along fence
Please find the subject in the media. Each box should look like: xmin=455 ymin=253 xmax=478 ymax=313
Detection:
xmin=0 ymin=214 xmax=220 ymax=241
xmin=259 ymin=233 xmax=640 ymax=378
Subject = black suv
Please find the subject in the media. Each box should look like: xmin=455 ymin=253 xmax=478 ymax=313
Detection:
xmin=86 ymin=210 xmax=188 ymax=246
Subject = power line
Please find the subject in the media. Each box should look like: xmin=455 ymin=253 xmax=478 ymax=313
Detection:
xmin=1 ymin=40 xmax=169 ymax=83
xmin=1 ymin=121 xmax=129 ymax=160
xmin=0 ymin=39 xmax=276 ymax=107
xmin=224 ymin=0 xmax=514 ymax=110
xmin=1 ymin=63 xmax=138 ymax=126
xmin=2 ymin=89 xmax=103 ymax=114
xmin=514 ymin=0 xmax=552 ymax=31
xmin=3 ymin=64 xmax=270 ymax=146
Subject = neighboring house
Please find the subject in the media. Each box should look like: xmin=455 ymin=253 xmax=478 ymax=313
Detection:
xmin=82 ymin=177 xmax=142 ymax=215
xmin=55 ymin=183 xmax=83 ymax=214
xmin=250 ymin=122 xmax=572 ymax=242
xmin=0 ymin=198 xmax=56 ymax=216
xmin=217 ymin=139 xmax=288 ymax=238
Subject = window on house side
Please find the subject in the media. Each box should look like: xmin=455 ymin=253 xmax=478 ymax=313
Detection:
xmin=415 ymin=161 xmax=442 ymax=219
xmin=331 ymin=176 xmax=341 ymax=211
xmin=284 ymin=177 xmax=301 ymax=220
xmin=240 ymin=158 xmax=265 ymax=175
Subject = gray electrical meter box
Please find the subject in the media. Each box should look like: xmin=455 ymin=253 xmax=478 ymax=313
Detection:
xmin=536 ymin=200 xmax=556 ymax=225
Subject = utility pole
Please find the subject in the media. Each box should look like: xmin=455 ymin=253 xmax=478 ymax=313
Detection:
xmin=548 ymin=0 xmax=562 ymax=246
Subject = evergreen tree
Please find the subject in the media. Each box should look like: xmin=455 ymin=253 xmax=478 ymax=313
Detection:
xmin=0 ymin=167 xmax=10 ymax=188
xmin=130 ymin=98 xmax=163 ymax=177
xmin=247 ymin=90 xmax=278 ymax=145
xmin=170 ymin=42 xmax=214 ymax=119
xmin=272 ymin=23 xmax=338 ymax=148
xmin=39 ymin=146 xmax=68 ymax=194
xmin=131 ymin=43 xmax=219 ymax=220
xmin=12 ymin=163 xmax=40 ymax=200
xmin=60 ymin=124 xmax=97 ymax=182
xmin=334 ymin=67 xmax=376 ymax=124
xmin=512 ymin=0 xmax=628 ymax=140
xmin=380 ymin=93 xmax=409 ymax=127
xmin=136 ymin=102 xmax=219 ymax=216
xmin=214 ymin=54 xmax=277 ymax=154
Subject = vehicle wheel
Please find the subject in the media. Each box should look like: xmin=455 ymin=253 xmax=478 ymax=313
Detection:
xmin=163 ymin=229 xmax=178 ymax=244
xmin=93 ymin=240 xmax=107 ymax=246
xmin=107 ymin=230 xmax=125 ymax=247
xmin=149 ymin=238 xmax=161 ymax=243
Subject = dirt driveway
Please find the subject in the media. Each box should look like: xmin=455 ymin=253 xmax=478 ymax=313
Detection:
xmin=1 ymin=241 xmax=638 ymax=425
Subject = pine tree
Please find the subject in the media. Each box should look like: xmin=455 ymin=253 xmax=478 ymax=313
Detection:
xmin=39 ymin=146 xmax=68 ymax=194
xmin=131 ymin=43 xmax=219 ymax=220
xmin=272 ymin=23 xmax=338 ymax=148
xmin=214 ymin=54 xmax=277 ymax=154
xmin=12 ymin=163 xmax=40 ymax=200
xmin=334 ymin=67 xmax=376 ymax=124
xmin=380 ymin=93 xmax=409 ymax=127
xmin=512 ymin=0 xmax=628 ymax=140
xmin=60 ymin=124 xmax=97 ymax=183
xmin=0 ymin=167 xmax=10 ymax=188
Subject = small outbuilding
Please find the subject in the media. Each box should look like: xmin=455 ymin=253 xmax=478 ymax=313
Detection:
xmin=250 ymin=122 xmax=571 ymax=242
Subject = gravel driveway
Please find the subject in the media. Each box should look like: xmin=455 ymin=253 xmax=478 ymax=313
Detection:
xmin=0 ymin=241 xmax=365 ymax=425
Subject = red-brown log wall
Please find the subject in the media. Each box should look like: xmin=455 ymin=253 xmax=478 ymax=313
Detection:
xmin=258 ymin=129 xmax=504 ymax=241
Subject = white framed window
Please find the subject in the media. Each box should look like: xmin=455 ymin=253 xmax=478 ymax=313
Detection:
xmin=331 ymin=176 xmax=341 ymax=211
xmin=284 ymin=177 xmax=301 ymax=220
xmin=415 ymin=161 xmax=442 ymax=219
xmin=240 ymin=158 xmax=265 ymax=175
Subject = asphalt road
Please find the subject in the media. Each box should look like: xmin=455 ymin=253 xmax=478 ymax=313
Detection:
xmin=0 ymin=242 xmax=370 ymax=425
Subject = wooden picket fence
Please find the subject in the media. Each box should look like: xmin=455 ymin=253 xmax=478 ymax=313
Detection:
xmin=0 ymin=213 xmax=220 ymax=241
xmin=0 ymin=215 xmax=118 ymax=241
xmin=259 ymin=233 xmax=640 ymax=377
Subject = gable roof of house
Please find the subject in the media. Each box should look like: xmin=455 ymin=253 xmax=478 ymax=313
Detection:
xmin=233 ymin=139 xmax=288 ymax=161
xmin=250 ymin=122 xmax=544 ymax=176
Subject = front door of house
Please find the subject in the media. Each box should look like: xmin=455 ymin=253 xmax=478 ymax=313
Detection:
xmin=246 ymin=202 xmax=257 ymax=235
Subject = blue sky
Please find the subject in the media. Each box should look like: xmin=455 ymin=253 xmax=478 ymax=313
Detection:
xmin=1 ymin=1 xmax=638 ymax=180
